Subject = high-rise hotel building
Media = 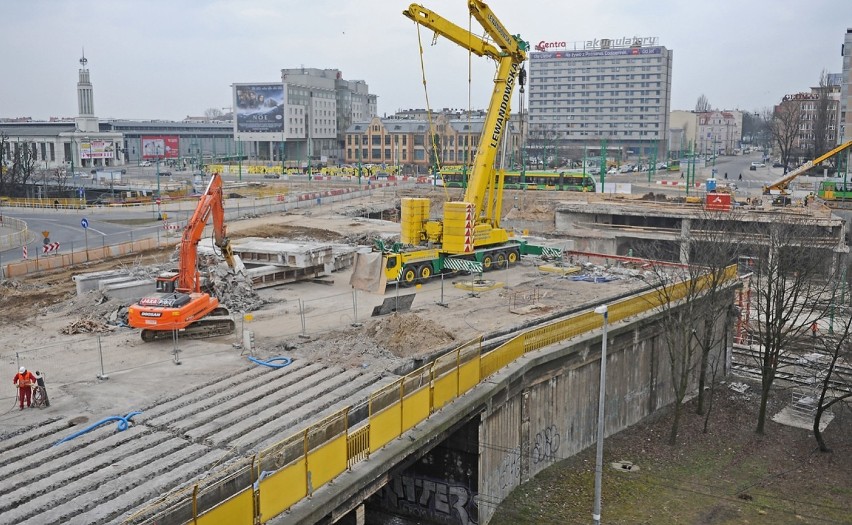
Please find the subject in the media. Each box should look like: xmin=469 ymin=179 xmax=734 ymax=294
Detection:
xmin=527 ymin=37 xmax=673 ymax=163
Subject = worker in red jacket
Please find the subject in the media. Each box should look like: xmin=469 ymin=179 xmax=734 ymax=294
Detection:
xmin=13 ymin=366 xmax=36 ymax=410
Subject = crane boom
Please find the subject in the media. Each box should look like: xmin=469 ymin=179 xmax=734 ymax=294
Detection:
xmin=403 ymin=0 xmax=527 ymax=223
xmin=764 ymin=140 xmax=852 ymax=194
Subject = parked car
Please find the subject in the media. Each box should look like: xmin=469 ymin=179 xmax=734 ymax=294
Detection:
xmin=772 ymin=162 xmax=784 ymax=168
xmin=263 ymin=173 xmax=280 ymax=179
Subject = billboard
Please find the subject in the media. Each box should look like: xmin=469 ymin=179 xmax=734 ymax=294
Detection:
xmin=141 ymin=136 xmax=180 ymax=159
xmin=79 ymin=140 xmax=115 ymax=160
xmin=234 ymin=83 xmax=285 ymax=134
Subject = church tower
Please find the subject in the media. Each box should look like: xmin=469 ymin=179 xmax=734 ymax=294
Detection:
xmin=75 ymin=50 xmax=99 ymax=132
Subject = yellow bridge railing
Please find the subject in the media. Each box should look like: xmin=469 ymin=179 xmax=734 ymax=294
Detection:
xmin=132 ymin=264 xmax=737 ymax=524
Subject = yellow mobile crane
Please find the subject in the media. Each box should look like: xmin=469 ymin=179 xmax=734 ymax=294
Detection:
xmin=763 ymin=140 xmax=852 ymax=200
xmin=379 ymin=1 xmax=559 ymax=285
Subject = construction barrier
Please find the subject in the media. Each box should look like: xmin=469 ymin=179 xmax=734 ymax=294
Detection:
xmin=0 ymin=215 xmax=28 ymax=250
xmin=130 ymin=265 xmax=738 ymax=525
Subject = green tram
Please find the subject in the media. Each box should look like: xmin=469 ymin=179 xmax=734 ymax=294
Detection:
xmin=817 ymin=180 xmax=852 ymax=204
xmin=438 ymin=169 xmax=596 ymax=191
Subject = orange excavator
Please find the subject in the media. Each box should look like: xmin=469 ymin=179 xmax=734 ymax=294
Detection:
xmin=128 ymin=173 xmax=238 ymax=342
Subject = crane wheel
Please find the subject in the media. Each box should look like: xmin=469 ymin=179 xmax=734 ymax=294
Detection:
xmin=494 ymin=252 xmax=507 ymax=269
xmin=417 ymin=264 xmax=432 ymax=282
xmin=401 ymin=266 xmax=418 ymax=286
xmin=507 ymin=249 xmax=520 ymax=265
xmin=482 ymin=254 xmax=494 ymax=271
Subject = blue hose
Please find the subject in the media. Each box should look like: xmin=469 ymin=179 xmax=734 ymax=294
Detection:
xmin=247 ymin=356 xmax=293 ymax=369
xmin=54 ymin=411 xmax=142 ymax=446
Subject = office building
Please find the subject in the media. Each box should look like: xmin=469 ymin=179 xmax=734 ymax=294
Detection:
xmin=527 ymin=36 xmax=673 ymax=164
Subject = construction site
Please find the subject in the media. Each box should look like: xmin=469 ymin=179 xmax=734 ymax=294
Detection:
xmin=1 ymin=0 xmax=850 ymax=520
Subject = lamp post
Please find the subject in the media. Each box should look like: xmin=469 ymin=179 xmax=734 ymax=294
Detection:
xmin=156 ymin=144 xmax=162 ymax=198
xmin=592 ymin=304 xmax=609 ymax=525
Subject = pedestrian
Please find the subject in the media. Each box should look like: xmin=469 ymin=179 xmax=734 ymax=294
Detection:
xmin=738 ymin=173 xmax=742 ymax=181
xmin=811 ymin=321 xmax=818 ymax=338
xmin=13 ymin=366 xmax=36 ymax=410
xmin=680 ymin=171 xmax=684 ymax=179
xmin=724 ymin=172 xmax=728 ymax=179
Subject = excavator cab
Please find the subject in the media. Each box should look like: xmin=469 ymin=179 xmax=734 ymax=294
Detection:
xmin=154 ymin=271 xmax=179 ymax=294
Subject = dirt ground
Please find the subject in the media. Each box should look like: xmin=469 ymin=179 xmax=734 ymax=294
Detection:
xmin=491 ymin=384 xmax=852 ymax=525
xmin=0 ymin=192 xmax=645 ymax=425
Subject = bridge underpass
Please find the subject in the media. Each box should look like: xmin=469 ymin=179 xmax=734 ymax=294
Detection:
xmin=273 ymin=277 xmax=736 ymax=525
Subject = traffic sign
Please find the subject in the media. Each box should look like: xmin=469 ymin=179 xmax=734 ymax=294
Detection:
xmin=22 ymin=246 xmax=28 ymax=259
xmin=156 ymin=198 xmax=161 ymax=205
xmin=81 ymin=218 xmax=89 ymax=229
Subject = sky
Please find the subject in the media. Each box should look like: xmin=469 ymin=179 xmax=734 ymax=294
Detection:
xmin=1 ymin=0 xmax=849 ymax=122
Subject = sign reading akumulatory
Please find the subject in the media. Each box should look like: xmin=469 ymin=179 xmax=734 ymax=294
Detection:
xmin=234 ymin=83 xmax=286 ymax=135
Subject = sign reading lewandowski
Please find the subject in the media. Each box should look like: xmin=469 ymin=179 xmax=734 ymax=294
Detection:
xmin=234 ymin=83 xmax=286 ymax=135
xmin=141 ymin=136 xmax=180 ymax=159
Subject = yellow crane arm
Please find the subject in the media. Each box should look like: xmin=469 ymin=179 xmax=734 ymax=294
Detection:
xmin=764 ymin=140 xmax=852 ymax=193
xmin=404 ymin=1 xmax=526 ymax=221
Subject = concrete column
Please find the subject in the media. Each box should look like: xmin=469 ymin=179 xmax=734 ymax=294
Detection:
xmin=679 ymin=218 xmax=692 ymax=265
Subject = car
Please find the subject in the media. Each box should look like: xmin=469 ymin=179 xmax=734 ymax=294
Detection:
xmin=140 ymin=161 xmax=152 ymax=167
xmin=607 ymin=167 xmax=618 ymax=175
xmin=263 ymin=173 xmax=280 ymax=179
xmin=749 ymin=164 xmax=757 ymax=171
xmin=750 ymin=161 xmax=766 ymax=168
xmin=772 ymin=162 xmax=784 ymax=168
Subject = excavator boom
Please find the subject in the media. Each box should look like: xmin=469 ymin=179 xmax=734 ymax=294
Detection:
xmin=128 ymin=172 xmax=237 ymax=341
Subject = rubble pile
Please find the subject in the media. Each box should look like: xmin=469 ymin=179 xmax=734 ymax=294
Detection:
xmin=61 ymin=317 xmax=114 ymax=334
xmin=208 ymin=263 xmax=265 ymax=313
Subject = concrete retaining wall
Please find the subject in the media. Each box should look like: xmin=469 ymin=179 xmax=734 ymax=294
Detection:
xmin=3 ymin=238 xmax=159 ymax=278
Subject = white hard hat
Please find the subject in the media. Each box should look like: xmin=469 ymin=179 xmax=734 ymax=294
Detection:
xmin=19 ymin=366 xmax=26 ymax=373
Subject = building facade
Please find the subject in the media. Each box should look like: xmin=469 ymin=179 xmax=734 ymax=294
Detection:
xmin=231 ymin=68 xmax=378 ymax=168
xmin=343 ymin=112 xmax=522 ymax=173
xmin=527 ymin=37 xmax=673 ymax=163
xmin=840 ymin=28 xmax=852 ymax=146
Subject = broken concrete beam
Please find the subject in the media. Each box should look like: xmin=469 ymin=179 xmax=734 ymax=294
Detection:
xmin=73 ymin=270 xmax=131 ymax=296
xmin=102 ymin=279 xmax=155 ymax=302
xmin=232 ymin=238 xmax=334 ymax=268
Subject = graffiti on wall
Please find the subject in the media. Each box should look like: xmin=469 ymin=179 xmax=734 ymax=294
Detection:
xmin=382 ymin=474 xmax=478 ymax=525
xmin=532 ymin=425 xmax=561 ymax=464
xmin=492 ymin=445 xmax=521 ymax=494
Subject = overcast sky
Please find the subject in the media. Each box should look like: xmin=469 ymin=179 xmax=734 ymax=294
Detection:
xmin=2 ymin=0 xmax=849 ymax=122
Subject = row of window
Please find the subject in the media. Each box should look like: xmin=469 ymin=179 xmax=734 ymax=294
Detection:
xmin=532 ymin=74 xmax=663 ymax=85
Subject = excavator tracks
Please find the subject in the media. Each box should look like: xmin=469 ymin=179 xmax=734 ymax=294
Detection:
xmin=140 ymin=312 xmax=236 ymax=342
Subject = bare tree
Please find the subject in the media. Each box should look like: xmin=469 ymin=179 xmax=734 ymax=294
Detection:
xmin=204 ymin=107 xmax=224 ymax=120
xmin=695 ymin=94 xmax=712 ymax=113
xmin=812 ymin=70 xmax=833 ymax=161
xmin=636 ymin=212 xmax=739 ymax=444
xmin=812 ymin=301 xmax=852 ymax=451
xmin=770 ymin=100 xmax=805 ymax=172
xmin=745 ymin=216 xmax=836 ymax=434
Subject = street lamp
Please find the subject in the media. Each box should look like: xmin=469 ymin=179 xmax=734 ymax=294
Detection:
xmin=592 ymin=304 xmax=609 ymax=525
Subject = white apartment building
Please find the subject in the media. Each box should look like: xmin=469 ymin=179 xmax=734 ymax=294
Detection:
xmin=528 ymin=36 xmax=673 ymax=164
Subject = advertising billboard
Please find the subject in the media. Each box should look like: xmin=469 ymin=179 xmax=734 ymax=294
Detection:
xmin=234 ymin=83 xmax=286 ymax=135
xmin=79 ymin=140 xmax=115 ymax=160
xmin=141 ymin=136 xmax=180 ymax=159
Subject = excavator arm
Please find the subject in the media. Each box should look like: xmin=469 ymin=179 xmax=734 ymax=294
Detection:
xmin=403 ymin=1 xmax=527 ymax=222
xmin=177 ymin=173 xmax=235 ymax=293
xmin=763 ymin=140 xmax=852 ymax=195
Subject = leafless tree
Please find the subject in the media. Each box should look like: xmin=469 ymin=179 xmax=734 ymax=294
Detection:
xmin=204 ymin=107 xmax=224 ymax=120
xmin=745 ymin=216 xmax=836 ymax=434
xmin=695 ymin=94 xmax=712 ymax=113
xmin=636 ymin=211 xmax=740 ymax=444
xmin=812 ymin=305 xmax=852 ymax=452
xmin=812 ymin=70 xmax=833 ymax=160
xmin=770 ymin=101 xmax=805 ymax=172
xmin=52 ymin=168 xmax=70 ymax=195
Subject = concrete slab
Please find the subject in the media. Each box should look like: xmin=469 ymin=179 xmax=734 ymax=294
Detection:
xmin=73 ymin=270 xmax=130 ymax=295
xmin=771 ymin=406 xmax=834 ymax=431
xmin=102 ymin=279 xmax=154 ymax=302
